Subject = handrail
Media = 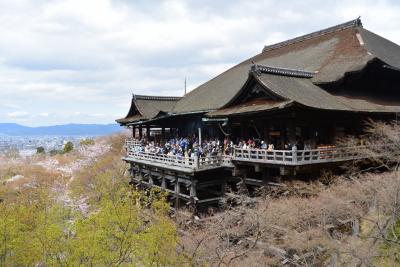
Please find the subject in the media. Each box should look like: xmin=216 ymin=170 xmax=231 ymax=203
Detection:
xmin=124 ymin=139 xmax=367 ymax=169
xmin=233 ymin=146 xmax=365 ymax=164
xmin=125 ymin=142 xmax=225 ymax=170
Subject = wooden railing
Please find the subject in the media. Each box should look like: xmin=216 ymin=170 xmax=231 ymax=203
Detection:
xmin=124 ymin=140 xmax=365 ymax=170
xmin=233 ymin=146 xmax=364 ymax=165
xmin=125 ymin=138 xmax=142 ymax=148
xmin=125 ymin=140 xmax=226 ymax=171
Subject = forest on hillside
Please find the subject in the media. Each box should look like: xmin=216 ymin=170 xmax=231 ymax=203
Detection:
xmin=1 ymin=122 xmax=400 ymax=266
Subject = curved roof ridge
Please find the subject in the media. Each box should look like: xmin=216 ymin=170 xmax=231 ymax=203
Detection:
xmin=133 ymin=94 xmax=182 ymax=101
xmin=262 ymin=18 xmax=363 ymax=53
xmin=251 ymin=64 xmax=317 ymax=78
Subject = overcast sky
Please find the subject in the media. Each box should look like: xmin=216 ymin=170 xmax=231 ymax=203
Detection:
xmin=0 ymin=0 xmax=399 ymax=126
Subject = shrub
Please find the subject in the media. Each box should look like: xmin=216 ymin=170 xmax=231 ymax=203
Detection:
xmin=36 ymin=146 xmax=45 ymax=154
xmin=80 ymin=138 xmax=95 ymax=146
xmin=63 ymin=142 xmax=74 ymax=153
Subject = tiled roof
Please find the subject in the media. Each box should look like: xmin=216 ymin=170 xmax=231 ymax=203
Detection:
xmin=171 ymin=18 xmax=400 ymax=113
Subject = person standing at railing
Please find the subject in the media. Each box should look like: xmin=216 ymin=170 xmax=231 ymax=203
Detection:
xmin=261 ymin=141 xmax=267 ymax=149
xmin=267 ymin=144 xmax=274 ymax=151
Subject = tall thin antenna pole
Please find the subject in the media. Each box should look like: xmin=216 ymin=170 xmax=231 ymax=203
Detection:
xmin=184 ymin=77 xmax=187 ymax=95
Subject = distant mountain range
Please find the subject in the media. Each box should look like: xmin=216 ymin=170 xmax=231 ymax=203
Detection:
xmin=0 ymin=123 xmax=122 ymax=136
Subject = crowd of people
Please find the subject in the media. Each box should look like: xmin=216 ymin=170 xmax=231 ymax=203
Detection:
xmin=132 ymin=135 xmax=222 ymax=158
xmin=130 ymin=135 xmax=304 ymax=158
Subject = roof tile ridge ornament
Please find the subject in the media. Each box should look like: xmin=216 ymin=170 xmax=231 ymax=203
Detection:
xmin=250 ymin=64 xmax=317 ymax=78
xmin=131 ymin=94 xmax=182 ymax=101
xmin=262 ymin=17 xmax=363 ymax=53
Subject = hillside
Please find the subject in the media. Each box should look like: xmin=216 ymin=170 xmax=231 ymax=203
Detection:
xmin=0 ymin=123 xmax=122 ymax=136
xmin=1 ymin=132 xmax=400 ymax=266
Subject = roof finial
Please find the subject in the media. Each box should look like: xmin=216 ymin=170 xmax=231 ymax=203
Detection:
xmin=184 ymin=77 xmax=187 ymax=95
xmin=356 ymin=16 xmax=362 ymax=27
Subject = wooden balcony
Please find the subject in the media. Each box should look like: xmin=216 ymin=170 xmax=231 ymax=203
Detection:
xmin=123 ymin=140 xmax=365 ymax=172
xmin=123 ymin=141 xmax=231 ymax=173
xmin=233 ymin=146 xmax=364 ymax=166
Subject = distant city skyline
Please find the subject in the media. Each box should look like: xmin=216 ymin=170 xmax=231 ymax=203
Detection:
xmin=0 ymin=0 xmax=399 ymax=126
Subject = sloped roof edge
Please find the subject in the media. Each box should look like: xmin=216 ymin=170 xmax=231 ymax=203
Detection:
xmin=133 ymin=94 xmax=182 ymax=101
xmin=262 ymin=17 xmax=362 ymax=53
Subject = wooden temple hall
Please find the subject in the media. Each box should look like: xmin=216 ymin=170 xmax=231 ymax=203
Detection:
xmin=117 ymin=18 xmax=400 ymax=206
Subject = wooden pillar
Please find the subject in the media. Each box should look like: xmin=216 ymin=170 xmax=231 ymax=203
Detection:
xmin=262 ymin=168 xmax=270 ymax=184
xmin=161 ymin=127 xmax=165 ymax=142
xmin=242 ymin=121 xmax=249 ymax=139
xmin=161 ymin=170 xmax=166 ymax=189
xmin=193 ymin=154 xmax=199 ymax=170
xmin=132 ymin=126 xmax=136 ymax=138
xmin=263 ymin=123 xmax=269 ymax=143
xmin=139 ymin=125 xmax=143 ymax=139
xmin=198 ymin=127 xmax=202 ymax=145
xmin=138 ymin=165 xmax=143 ymax=182
xmin=174 ymin=174 xmax=180 ymax=210
xmin=221 ymin=178 xmax=227 ymax=197
xmin=288 ymin=119 xmax=296 ymax=145
xmin=146 ymin=125 xmax=150 ymax=139
xmin=148 ymin=168 xmax=153 ymax=185
xmin=190 ymin=179 xmax=197 ymax=198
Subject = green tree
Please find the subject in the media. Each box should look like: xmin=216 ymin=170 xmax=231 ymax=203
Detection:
xmin=36 ymin=146 xmax=45 ymax=154
xmin=0 ymin=176 xmax=181 ymax=266
xmin=63 ymin=141 xmax=74 ymax=153
xmin=69 ymin=172 xmax=180 ymax=266
xmin=80 ymin=138 xmax=95 ymax=146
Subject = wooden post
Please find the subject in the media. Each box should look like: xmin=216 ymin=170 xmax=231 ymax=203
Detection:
xmin=194 ymin=154 xmax=199 ymax=170
xmin=174 ymin=175 xmax=180 ymax=210
xmin=161 ymin=127 xmax=165 ymax=143
xmin=262 ymin=168 xmax=270 ymax=184
xmin=138 ymin=165 xmax=143 ymax=182
xmin=190 ymin=179 xmax=197 ymax=198
xmin=132 ymin=126 xmax=136 ymax=138
xmin=139 ymin=125 xmax=143 ymax=139
xmin=221 ymin=178 xmax=227 ymax=197
xmin=146 ymin=125 xmax=150 ymax=139
xmin=198 ymin=127 xmax=202 ymax=145
xmin=148 ymin=168 xmax=153 ymax=185
xmin=161 ymin=170 xmax=166 ymax=189
xmin=292 ymin=145 xmax=298 ymax=164
xmin=288 ymin=119 xmax=296 ymax=145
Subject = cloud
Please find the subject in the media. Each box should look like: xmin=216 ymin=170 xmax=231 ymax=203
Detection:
xmin=7 ymin=111 xmax=28 ymax=118
xmin=0 ymin=0 xmax=399 ymax=126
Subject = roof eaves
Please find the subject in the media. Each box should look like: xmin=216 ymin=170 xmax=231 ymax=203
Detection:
xmin=262 ymin=17 xmax=363 ymax=53
xmin=133 ymin=94 xmax=182 ymax=101
xmin=251 ymin=64 xmax=317 ymax=78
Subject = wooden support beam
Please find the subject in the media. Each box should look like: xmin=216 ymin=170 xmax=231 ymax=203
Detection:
xmin=139 ymin=125 xmax=143 ymax=139
xmin=161 ymin=170 xmax=166 ymax=189
xmin=161 ymin=127 xmax=165 ymax=144
xmin=146 ymin=126 xmax=150 ymax=138
xmin=148 ymin=168 xmax=154 ymax=185
xmin=174 ymin=173 xmax=180 ymax=210
xmin=262 ymin=168 xmax=270 ymax=184
xmin=190 ymin=179 xmax=197 ymax=198
xmin=138 ymin=165 xmax=143 ymax=182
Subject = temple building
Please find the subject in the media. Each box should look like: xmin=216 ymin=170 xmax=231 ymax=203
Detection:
xmin=117 ymin=18 xmax=400 ymax=207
